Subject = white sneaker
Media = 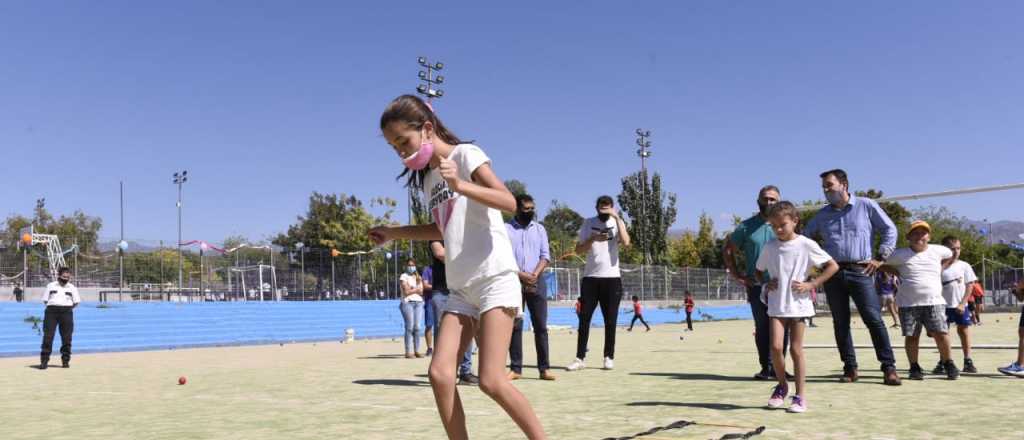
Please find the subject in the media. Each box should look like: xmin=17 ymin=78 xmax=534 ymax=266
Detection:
xmin=566 ymin=358 xmax=585 ymax=371
xmin=603 ymin=357 xmax=614 ymax=370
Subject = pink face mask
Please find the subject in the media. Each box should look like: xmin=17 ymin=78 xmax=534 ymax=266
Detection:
xmin=402 ymin=134 xmax=434 ymax=171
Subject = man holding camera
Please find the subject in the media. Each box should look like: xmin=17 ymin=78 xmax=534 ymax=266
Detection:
xmin=567 ymin=195 xmax=631 ymax=371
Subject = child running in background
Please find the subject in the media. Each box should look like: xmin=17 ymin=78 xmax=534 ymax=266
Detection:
xmin=684 ymin=291 xmax=696 ymax=331
xmin=755 ymin=202 xmax=839 ymax=413
xmin=627 ymin=295 xmax=650 ymax=332
xmin=371 ymin=94 xmax=545 ymax=439
xmin=876 ymin=271 xmax=901 ymax=328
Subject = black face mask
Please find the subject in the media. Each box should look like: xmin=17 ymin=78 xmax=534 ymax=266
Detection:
xmin=598 ymin=213 xmax=611 ymax=222
xmin=516 ymin=211 xmax=535 ymax=224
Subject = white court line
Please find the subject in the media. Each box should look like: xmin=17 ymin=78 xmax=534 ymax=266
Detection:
xmin=804 ymin=344 xmax=1016 ymax=349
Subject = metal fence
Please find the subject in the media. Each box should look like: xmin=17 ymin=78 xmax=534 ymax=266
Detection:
xmin=546 ymin=263 xmax=747 ymax=302
xmin=4 ymin=243 xmax=1015 ymax=307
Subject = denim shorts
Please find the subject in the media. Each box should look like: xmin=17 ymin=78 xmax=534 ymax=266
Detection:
xmin=900 ymin=304 xmax=948 ymax=337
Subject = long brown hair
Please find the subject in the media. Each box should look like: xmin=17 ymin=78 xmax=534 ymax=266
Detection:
xmin=380 ymin=95 xmax=464 ymax=191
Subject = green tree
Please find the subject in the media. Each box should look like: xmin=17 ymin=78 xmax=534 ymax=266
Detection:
xmin=273 ymin=192 xmax=397 ymax=253
xmin=667 ymin=232 xmax=701 ymax=267
xmin=617 ymin=171 xmax=678 ymax=265
xmin=541 ymin=200 xmax=583 ymax=261
xmin=694 ymin=213 xmax=721 ymax=268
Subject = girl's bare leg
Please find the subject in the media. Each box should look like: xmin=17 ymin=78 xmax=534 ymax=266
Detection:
xmin=477 ymin=307 xmax=547 ymax=439
xmin=769 ymin=317 xmax=788 ymax=387
xmin=789 ymin=319 xmax=807 ymax=397
xmin=428 ymin=312 xmax=476 ymax=440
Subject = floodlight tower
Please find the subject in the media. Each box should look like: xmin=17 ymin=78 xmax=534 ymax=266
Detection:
xmin=409 ymin=57 xmax=447 ymax=256
xmin=636 ymin=129 xmax=652 ymax=299
xmin=172 ymin=170 xmax=188 ymax=293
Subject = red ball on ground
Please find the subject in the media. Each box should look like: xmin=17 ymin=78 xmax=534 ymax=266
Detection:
xmin=178 ymin=376 xmax=187 ymax=385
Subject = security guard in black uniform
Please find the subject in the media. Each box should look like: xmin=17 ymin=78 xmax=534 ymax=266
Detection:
xmin=40 ymin=267 xmax=80 ymax=369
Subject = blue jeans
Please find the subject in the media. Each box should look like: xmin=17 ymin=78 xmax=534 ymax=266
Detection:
xmin=431 ymin=291 xmax=473 ymax=376
xmin=400 ymin=300 xmax=424 ymax=354
xmin=824 ymin=269 xmax=896 ymax=372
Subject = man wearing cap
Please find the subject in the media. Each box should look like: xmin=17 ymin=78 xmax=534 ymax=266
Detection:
xmin=39 ymin=267 xmax=80 ymax=369
xmin=804 ymin=169 xmax=902 ymax=385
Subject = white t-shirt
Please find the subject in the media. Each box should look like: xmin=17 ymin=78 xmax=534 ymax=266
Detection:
xmin=941 ymin=260 xmax=978 ymax=307
xmin=754 ymin=236 xmax=833 ymax=318
xmin=579 ymin=216 xmax=621 ymax=278
xmin=42 ymin=281 xmax=81 ymax=307
xmin=423 ymin=144 xmax=518 ymax=290
xmin=884 ymin=245 xmax=953 ymax=308
xmin=399 ymin=273 xmax=423 ymax=303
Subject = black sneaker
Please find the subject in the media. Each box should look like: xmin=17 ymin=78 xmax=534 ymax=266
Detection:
xmin=458 ymin=373 xmax=479 ymax=386
xmin=62 ymin=361 xmax=70 ymax=369
xmin=39 ymin=362 xmax=48 ymax=370
xmin=963 ymin=358 xmax=977 ymax=374
xmin=753 ymin=367 xmax=774 ymax=381
xmin=945 ymin=360 xmax=960 ymax=380
xmin=931 ymin=361 xmax=946 ymax=375
xmin=909 ymin=364 xmax=925 ymax=380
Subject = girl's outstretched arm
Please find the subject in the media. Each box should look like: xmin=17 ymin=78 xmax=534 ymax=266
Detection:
xmin=369 ymin=223 xmax=443 ymax=245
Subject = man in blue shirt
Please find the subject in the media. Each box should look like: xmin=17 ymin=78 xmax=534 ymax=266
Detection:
xmin=724 ymin=185 xmax=790 ymax=380
xmin=804 ymin=169 xmax=901 ymax=386
xmin=505 ymin=194 xmax=556 ymax=381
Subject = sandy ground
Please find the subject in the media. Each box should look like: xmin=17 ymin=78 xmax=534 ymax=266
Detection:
xmin=3 ymin=314 xmax=1024 ymax=439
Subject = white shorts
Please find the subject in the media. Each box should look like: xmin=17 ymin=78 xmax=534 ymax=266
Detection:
xmin=444 ymin=271 xmax=521 ymax=320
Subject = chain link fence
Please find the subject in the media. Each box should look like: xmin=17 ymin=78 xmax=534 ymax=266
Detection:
xmin=546 ymin=262 xmax=746 ymax=303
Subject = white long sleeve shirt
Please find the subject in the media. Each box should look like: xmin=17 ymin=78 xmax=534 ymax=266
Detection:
xmin=42 ymin=281 xmax=81 ymax=307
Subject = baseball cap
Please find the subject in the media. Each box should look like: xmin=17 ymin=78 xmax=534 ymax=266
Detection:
xmin=908 ymin=220 xmax=931 ymax=234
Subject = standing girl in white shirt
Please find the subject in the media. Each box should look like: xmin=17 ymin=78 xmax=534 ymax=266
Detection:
xmin=399 ymin=258 xmax=426 ymax=358
xmin=370 ymin=95 xmax=545 ymax=440
xmin=756 ymin=202 xmax=838 ymax=413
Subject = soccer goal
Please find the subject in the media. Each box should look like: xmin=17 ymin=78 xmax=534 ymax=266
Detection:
xmin=229 ymin=264 xmax=278 ymax=301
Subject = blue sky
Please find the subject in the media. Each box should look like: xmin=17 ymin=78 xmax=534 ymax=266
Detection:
xmin=2 ymin=1 xmax=1022 ymax=245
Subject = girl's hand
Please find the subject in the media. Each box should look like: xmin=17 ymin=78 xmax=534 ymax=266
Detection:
xmin=791 ymin=280 xmax=815 ymax=294
xmin=438 ymin=157 xmax=462 ymax=192
xmin=368 ymin=227 xmax=393 ymax=246
xmin=765 ymin=279 xmax=779 ymax=292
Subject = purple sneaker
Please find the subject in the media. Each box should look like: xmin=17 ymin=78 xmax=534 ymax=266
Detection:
xmin=767 ymin=384 xmax=788 ymax=409
xmin=788 ymin=395 xmax=807 ymax=413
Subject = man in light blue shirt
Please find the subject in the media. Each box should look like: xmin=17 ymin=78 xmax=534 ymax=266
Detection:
xmin=804 ymin=169 xmax=901 ymax=386
xmin=505 ymin=194 xmax=555 ymax=381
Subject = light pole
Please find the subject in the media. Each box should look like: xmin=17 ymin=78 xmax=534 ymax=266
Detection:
xmin=173 ymin=170 xmax=188 ymax=297
xmin=199 ymin=241 xmax=208 ymax=300
xmin=296 ymin=242 xmax=305 ymax=301
xmin=119 ymin=181 xmax=126 ymax=298
xmin=635 ymin=129 xmax=652 ymax=299
xmin=410 ymin=57 xmax=446 ymax=257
